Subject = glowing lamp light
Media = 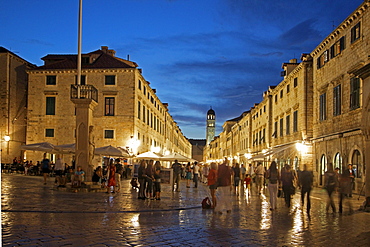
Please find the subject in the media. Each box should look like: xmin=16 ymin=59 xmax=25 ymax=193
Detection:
xmin=296 ymin=142 xmax=308 ymax=153
xmin=4 ymin=136 xmax=10 ymax=142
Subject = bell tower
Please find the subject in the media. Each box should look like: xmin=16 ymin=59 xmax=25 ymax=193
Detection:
xmin=206 ymin=107 xmax=216 ymax=145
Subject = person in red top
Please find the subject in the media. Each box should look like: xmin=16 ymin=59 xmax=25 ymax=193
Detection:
xmin=106 ymin=159 xmax=117 ymax=193
xmin=207 ymin=162 xmax=218 ymax=209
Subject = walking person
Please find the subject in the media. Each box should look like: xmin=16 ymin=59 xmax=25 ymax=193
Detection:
xmin=106 ymin=159 xmax=116 ymax=193
xmin=240 ymin=164 xmax=246 ymax=181
xmin=343 ymin=164 xmax=355 ymax=197
xmin=138 ymin=160 xmax=147 ymax=199
xmin=193 ymin=162 xmax=200 ymax=188
xmin=153 ymin=161 xmax=162 ymax=200
xmin=115 ymin=158 xmax=123 ymax=193
xmin=281 ymin=164 xmax=296 ymax=208
xmin=208 ymin=162 xmax=218 ymax=209
xmin=254 ymin=163 xmax=265 ymax=194
xmin=214 ymin=158 xmax=232 ymax=214
xmin=339 ymin=168 xmax=353 ymax=214
xmin=185 ymin=162 xmax=192 ymax=188
xmin=299 ymin=164 xmax=313 ymax=215
xmin=266 ymin=161 xmax=280 ymax=210
xmin=41 ymin=153 xmax=51 ymax=185
xmin=232 ymin=163 xmax=241 ymax=195
xmin=145 ymin=160 xmax=155 ymax=199
xmin=324 ymin=163 xmax=337 ymax=213
xmin=171 ymin=159 xmax=181 ymax=191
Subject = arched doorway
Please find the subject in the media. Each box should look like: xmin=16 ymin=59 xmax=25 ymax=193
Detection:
xmin=320 ymin=154 xmax=327 ymax=185
xmin=351 ymin=150 xmax=362 ymax=178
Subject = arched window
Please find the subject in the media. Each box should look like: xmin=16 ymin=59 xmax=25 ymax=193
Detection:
xmin=352 ymin=150 xmax=362 ymax=178
xmin=320 ymin=155 xmax=327 ymax=185
xmin=334 ymin=152 xmax=342 ymax=173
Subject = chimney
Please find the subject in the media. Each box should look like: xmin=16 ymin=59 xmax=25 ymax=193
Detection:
xmin=101 ymin=46 xmax=108 ymax=53
xmin=101 ymin=46 xmax=116 ymax=57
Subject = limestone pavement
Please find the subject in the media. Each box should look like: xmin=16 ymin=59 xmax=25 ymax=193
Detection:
xmin=1 ymin=174 xmax=370 ymax=246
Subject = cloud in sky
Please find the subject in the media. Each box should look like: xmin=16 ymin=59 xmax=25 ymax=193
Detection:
xmin=0 ymin=0 xmax=364 ymax=139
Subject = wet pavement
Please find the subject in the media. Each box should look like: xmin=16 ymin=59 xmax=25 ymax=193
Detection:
xmin=1 ymin=173 xmax=370 ymax=246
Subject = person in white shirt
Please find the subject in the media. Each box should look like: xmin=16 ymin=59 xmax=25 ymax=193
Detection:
xmin=193 ymin=162 xmax=200 ymax=188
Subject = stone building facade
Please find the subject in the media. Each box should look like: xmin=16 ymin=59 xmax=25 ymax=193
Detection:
xmin=26 ymin=46 xmax=191 ymax=164
xmin=0 ymin=47 xmax=36 ymax=164
xmin=311 ymin=1 xmax=370 ymax=192
xmin=204 ymin=1 xmax=370 ymax=193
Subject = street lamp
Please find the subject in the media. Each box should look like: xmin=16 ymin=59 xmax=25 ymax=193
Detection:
xmin=1 ymin=135 xmax=10 ymax=168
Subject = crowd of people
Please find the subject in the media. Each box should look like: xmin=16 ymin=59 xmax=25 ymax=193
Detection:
xmin=6 ymin=153 xmax=356 ymax=215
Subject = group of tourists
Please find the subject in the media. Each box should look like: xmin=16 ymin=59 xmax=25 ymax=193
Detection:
xmin=137 ymin=159 xmax=162 ymax=200
xmin=200 ymin=159 xmax=355 ymax=216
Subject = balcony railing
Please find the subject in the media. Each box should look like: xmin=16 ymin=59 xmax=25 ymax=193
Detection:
xmin=70 ymin=84 xmax=98 ymax=103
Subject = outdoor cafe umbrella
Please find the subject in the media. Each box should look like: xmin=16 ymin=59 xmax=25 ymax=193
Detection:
xmin=161 ymin=152 xmax=195 ymax=162
xmin=54 ymin=143 xmax=76 ymax=154
xmin=94 ymin=145 xmax=128 ymax=157
xmin=135 ymin=151 xmax=162 ymax=160
xmin=20 ymin=142 xmax=55 ymax=153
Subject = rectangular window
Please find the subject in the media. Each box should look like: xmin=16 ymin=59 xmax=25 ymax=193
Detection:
xmin=46 ymin=75 xmax=56 ymax=85
xmin=320 ymin=93 xmax=327 ymax=121
xmin=104 ymin=130 xmax=114 ymax=139
xmin=45 ymin=129 xmax=54 ymax=137
xmin=351 ymin=22 xmax=361 ymax=43
xmin=138 ymin=80 xmax=142 ymax=90
xmin=143 ymin=105 xmax=146 ymax=122
xmin=275 ymin=95 xmax=278 ymax=103
xmin=330 ymin=36 xmax=346 ymax=58
xmin=144 ymin=86 xmax=146 ymax=95
xmin=273 ymin=121 xmax=278 ymax=138
xmin=294 ymin=77 xmax=298 ymax=87
xmin=75 ymin=75 xmax=86 ymax=85
xmin=138 ymin=101 xmax=141 ymax=119
xmin=105 ymin=75 xmax=115 ymax=85
xmin=286 ymin=115 xmax=290 ymax=135
xmin=287 ymin=84 xmax=290 ymax=94
xmin=293 ymin=111 xmax=298 ymax=132
xmin=280 ymin=90 xmax=283 ymax=98
xmin=46 ymin=97 xmax=55 ymax=115
xmin=350 ymin=77 xmax=360 ymax=110
xmin=333 ymin=85 xmax=341 ymax=116
xmin=105 ymin=97 xmax=115 ymax=116
xmin=280 ymin=118 xmax=283 ymax=137
xmin=317 ymin=50 xmax=329 ymax=69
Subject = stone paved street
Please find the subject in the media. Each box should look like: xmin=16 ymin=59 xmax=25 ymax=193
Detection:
xmin=1 ymin=173 xmax=370 ymax=246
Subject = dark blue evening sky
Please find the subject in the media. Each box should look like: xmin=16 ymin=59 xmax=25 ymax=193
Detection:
xmin=0 ymin=0 xmax=364 ymax=139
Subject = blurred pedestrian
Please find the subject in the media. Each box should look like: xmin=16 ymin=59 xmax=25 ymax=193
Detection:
xmin=153 ymin=161 xmax=162 ymax=200
xmin=324 ymin=163 xmax=337 ymax=213
xmin=208 ymin=162 xmax=218 ymax=209
xmin=41 ymin=153 xmax=51 ymax=185
xmin=185 ymin=162 xmax=192 ymax=188
xmin=266 ymin=161 xmax=280 ymax=210
xmin=232 ymin=163 xmax=241 ymax=195
xmin=54 ymin=156 xmax=66 ymax=187
xmin=115 ymin=158 xmax=123 ymax=193
xmin=343 ymin=164 xmax=355 ymax=197
xmin=171 ymin=159 xmax=181 ymax=191
xmin=106 ymin=159 xmax=116 ymax=193
xmin=240 ymin=164 xmax=246 ymax=180
xmin=138 ymin=160 xmax=147 ymax=199
xmin=92 ymin=166 xmax=103 ymax=185
xmin=202 ymin=163 xmax=209 ymax=184
xmin=299 ymin=164 xmax=313 ymax=215
xmin=146 ymin=160 xmax=155 ymax=199
xmin=193 ymin=162 xmax=200 ymax=188
xmin=281 ymin=164 xmax=296 ymax=208
xmin=254 ymin=163 xmax=264 ymax=194
xmin=339 ymin=168 xmax=353 ymax=214
xmin=214 ymin=158 xmax=232 ymax=214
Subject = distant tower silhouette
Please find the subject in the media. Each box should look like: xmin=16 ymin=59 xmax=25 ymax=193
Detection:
xmin=206 ymin=107 xmax=216 ymax=145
